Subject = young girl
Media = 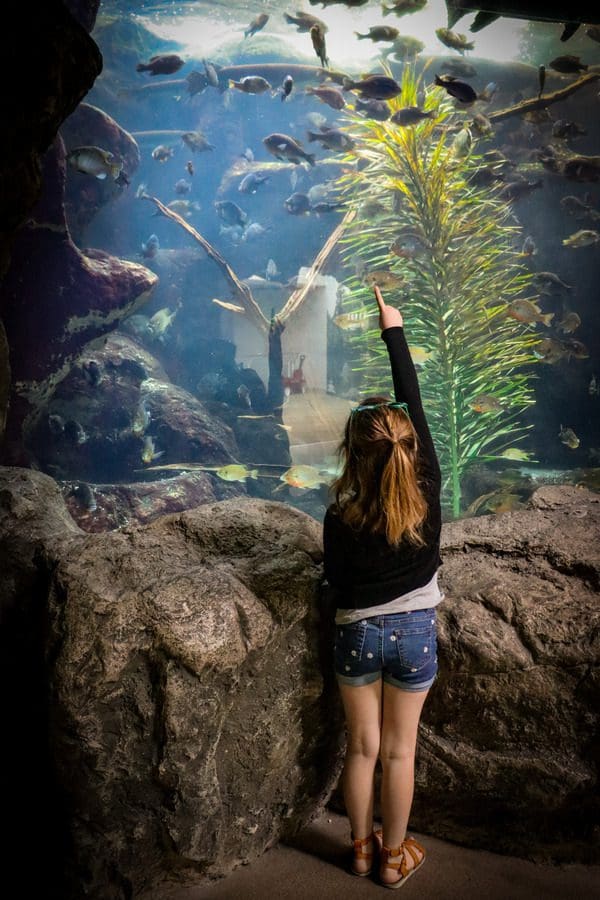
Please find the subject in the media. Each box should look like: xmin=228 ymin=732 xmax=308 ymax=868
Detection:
xmin=323 ymin=287 xmax=442 ymax=889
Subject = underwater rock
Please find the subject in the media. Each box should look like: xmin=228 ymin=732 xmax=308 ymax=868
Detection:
xmin=60 ymin=102 xmax=141 ymax=243
xmin=25 ymin=334 xmax=238 ymax=483
xmin=0 ymin=138 xmax=158 ymax=466
xmin=60 ymin=470 xmax=244 ymax=532
xmin=332 ymin=484 xmax=600 ymax=863
xmin=0 ymin=467 xmax=343 ymax=899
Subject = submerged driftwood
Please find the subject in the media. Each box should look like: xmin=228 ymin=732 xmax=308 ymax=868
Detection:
xmin=488 ymin=71 xmax=600 ymax=123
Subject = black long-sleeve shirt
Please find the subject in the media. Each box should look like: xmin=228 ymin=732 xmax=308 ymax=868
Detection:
xmin=323 ymin=327 xmax=442 ymax=609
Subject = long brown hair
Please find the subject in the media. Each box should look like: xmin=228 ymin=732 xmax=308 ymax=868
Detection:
xmin=331 ymin=396 xmax=428 ymax=547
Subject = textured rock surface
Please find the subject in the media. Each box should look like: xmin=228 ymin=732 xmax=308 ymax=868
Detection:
xmin=0 ymin=139 xmax=158 ymax=464
xmin=0 ymin=467 xmax=343 ymax=900
xmin=331 ymin=484 xmax=600 ymax=862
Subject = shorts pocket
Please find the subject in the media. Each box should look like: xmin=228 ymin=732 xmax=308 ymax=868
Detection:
xmin=393 ymin=622 xmax=436 ymax=674
xmin=335 ymin=621 xmax=367 ymax=672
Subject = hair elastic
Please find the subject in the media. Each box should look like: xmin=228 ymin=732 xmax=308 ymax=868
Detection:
xmin=350 ymin=400 xmax=410 ymax=418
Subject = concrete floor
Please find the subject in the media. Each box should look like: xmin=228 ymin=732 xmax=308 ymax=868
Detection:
xmin=144 ymin=810 xmax=600 ymax=900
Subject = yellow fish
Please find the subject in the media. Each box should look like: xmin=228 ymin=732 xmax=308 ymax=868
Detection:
xmin=499 ymin=448 xmax=532 ymax=461
xmin=409 ymin=346 xmax=433 ymax=366
xmin=212 ymin=298 xmax=245 ymax=313
xmin=141 ymin=435 xmax=164 ymax=464
xmin=562 ymin=229 xmax=600 ymax=248
xmin=280 ymin=465 xmax=328 ymax=489
xmin=364 ymin=270 xmax=406 ymax=289
xmin=333 ymin=310 xmax=375 ymax=330
xmin=559 ymin=425 xmax=580 ymax=449
xmin=215 ymin=464 xmax=259 ymax=482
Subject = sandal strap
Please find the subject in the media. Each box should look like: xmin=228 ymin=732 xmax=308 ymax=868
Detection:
xmin=352 ymin=833 xmax=373 ymax=861
xmin=381 ymin=844 xmax=408 ymax=876
xmin=402 ymin=836 xmax=425 ymax=867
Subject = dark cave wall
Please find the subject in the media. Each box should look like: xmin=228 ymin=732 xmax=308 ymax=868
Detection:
xmin=0 ymin=0 xmax=102 ymax=443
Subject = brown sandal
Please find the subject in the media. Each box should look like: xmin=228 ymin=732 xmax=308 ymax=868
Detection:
xmin=380 ymin=836 xmax=426 ymax=889
xmin=350 ymin=832 xmax=376 ymax=877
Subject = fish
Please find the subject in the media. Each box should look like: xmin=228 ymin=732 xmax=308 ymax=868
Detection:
xmin=521 ymin=235 xmax=537 ymax=256
xmin=469 ymin=394 xmax=503 ymax=413
xmin=141 ymin=435 xmax=164 ymax=464
xmin=532 ymin=337 xmax=571 ymax=364
xmin=470 ymin=113 xmax=493 ymax=136
xmin=477 ymin=81 xmax=498 ymax=102
xmin=562 ymin=229 xmax=600 ymax=248
xmin=214 ymin=200 xmax=248 ymax=227
xmin=355 ymin=26 xmax=399 ymax=42
xmin=389 ymin=234 xmax=427 ymax=258
xmin=69 ymin=482 xmax=97 ymax=513
xmin=174 ymin=178 xmax=192 ymax=195
xmin=382 ymin=0 xmax=427 ymax=15
xmin=506 ymin=298 xmax=553 ymax=326
xmin=132 ymin=398 xmax=151 ymax=437
xmin=279 ymin=464 xmax=328 ymax=489
xmin=556 ymin=311 xmax=581 ymax=334
xmin=354 ymin=97 xmax=391 ymax=121
xmin=435 ymin=28 xmax=475 ymax=53
xmin=549 ymin=55 xmax=588 ymax=74
xmin=311 ymin=24 xmax=329 ymax=68
xmin=284 ymin=12 xmax=328 ymax=33
xmin=164 ymin=199 xmax=201 ymax=218
xmin=67 ymin=146 xmax=122 ymax=180
xmin=230 ymin=75 xmax=272 ymax=94
xmin=215 ymin=464 xmax=259 ymax=482
xmin=136 ymin=54 xmax=185 ymax=76
xmin=560 ymin=195 xmax=600 ymax=221
xmin=181 ymin=131 xmax=215 ymax=153
xmin=280 ymin=74 xmax=294 ymax=101
xmin=202 ymin=58 xmax=219 ymax=88
xmin=530 ymin=271 xmax=573 ymax=294
xmin=342 ymin=74 xmax=402 ymax=100
xmin=306 ymin=127 xmax=354 ymax=151
xmin=141 ymin=233 xmax=160 ymax=258
xmin=148 ymin=306 xmax=179 ymax=337
xmin=333 ymin=310 xmax=375 ymax=330
xmin=499 ymin=448 xmax=532 ymax=461
xmin=434 ymin=74 xmax=477 ymax=103
xmin=81 ymin=361 xmax=102 ymax=387
xmin=241 ymin=147 xmax=255 ymax=163
xmin=237 ymin=385 xmax=252 ymax=407
xmin=244 ymin=13 xmax=269 ymax=38
xmin=212 ymin=298 xmax=245 ymax=313
xmin=390 ymin=106 xmax=434 ymax=126
xmin=241 ymin=221 xmax=270 ymax=240
xmin=265 ymin=258 xmax=279 ymax=279
xmin=559 ymin=425 xmax=580 ymax=449
xmin=305 ymin=85 xmax=346 ymax=109
xmin=538 ymin=64 xmax=545 ymax=97
xmin=409 ymin=346 xmax=434 ymax=366
xmin=561 ymin=338 xmax=589 ymax=359
xmin=499 ymin=179 xmax=543 ymax=201
xmin=311 ymin=200 xmax=346 ymax=214
xmin=364 ymin=270 xmax=406 ymax=289
xmin=238 ymin=172 xmax=270 ymax=193
xmin=589 ymin=374 xmax=599 ymax=396
xmin=263 ymin=132 xmax=316 ymax=166
xmin=451 ymin=127 xmax=472 ymax=158
xmin=439 ymin=58 xmax=477 ymax=78
xmin=186 ymin=160 xmax=194 ymax=176
xmin=63 ymin=419 xmax=88 ymax=445
xmin=151 ymin=145 xmax=174 ymax=163
xmin=587 ymin=26 xmax=600 ymax=43
xmin=382 ymin=35 xmax=425 ymax=60
xmin=284 ymin=192 xmax=311 ymax=215
xmin=552 ymin=119 xmax=587 ymax=139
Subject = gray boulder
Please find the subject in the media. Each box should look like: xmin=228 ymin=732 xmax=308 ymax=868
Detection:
xmin=0 ymin=467 xmax=343 ymax=899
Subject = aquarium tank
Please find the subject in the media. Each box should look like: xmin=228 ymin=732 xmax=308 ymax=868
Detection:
xmin=2 ymin=0 xmax=600 ymax=529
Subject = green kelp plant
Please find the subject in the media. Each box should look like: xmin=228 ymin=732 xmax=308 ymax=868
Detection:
xmin=336 ymin=66 xmax=540 ymax=518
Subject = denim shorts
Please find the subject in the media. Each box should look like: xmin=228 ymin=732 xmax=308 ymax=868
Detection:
xmin=334 ymin=608 xmax=438 ymax=691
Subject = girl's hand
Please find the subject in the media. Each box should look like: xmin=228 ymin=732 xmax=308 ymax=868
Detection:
xmin=373 ymin=285 xmax=403 ymax=330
